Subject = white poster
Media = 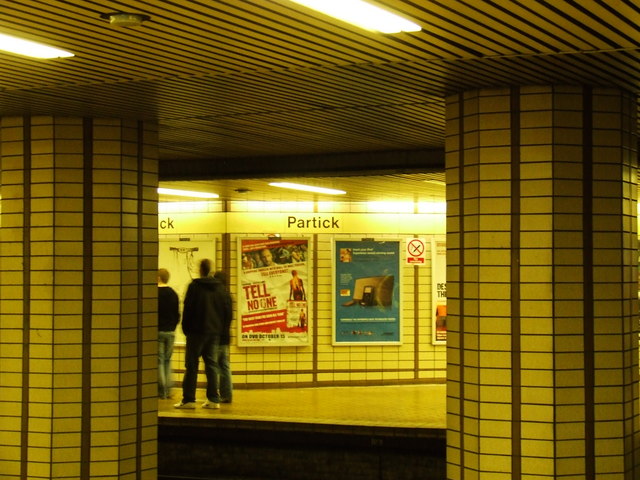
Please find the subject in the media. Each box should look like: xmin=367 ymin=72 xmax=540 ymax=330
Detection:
xmin=158 ymin=238 xmax=217 ymax=343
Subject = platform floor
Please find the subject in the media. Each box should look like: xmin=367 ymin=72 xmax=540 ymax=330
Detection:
xmin=158 ymin=384 xmax=446 ymax=430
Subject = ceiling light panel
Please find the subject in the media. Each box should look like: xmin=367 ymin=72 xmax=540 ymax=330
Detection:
xmin=0 ymin=33 xmax=74 ymax=59
xmin=157 ymin=187 xmax=219 ymax=199
xmin=289 ymin=0 xmax=421 ymax=33
xmin=269 ymin=182 xmax=347 ymax=195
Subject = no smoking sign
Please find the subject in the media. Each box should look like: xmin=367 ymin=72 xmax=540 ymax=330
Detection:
xmin=406 ymin=238 xmax=426 ymax=265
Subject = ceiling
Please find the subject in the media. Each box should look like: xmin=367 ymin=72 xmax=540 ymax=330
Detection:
xmin=0 ymin=1 xmax=638 ymax=203
xmin=160 ymin=171 xmax=446 ymax=203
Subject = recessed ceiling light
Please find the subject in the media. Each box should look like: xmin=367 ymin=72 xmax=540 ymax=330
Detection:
xmin=0 ymin=33 xmax=74 ymax=59
xmin=101 ymin=12 xmax=150 ymax=27
xmin=157 ymin=188 xmax=219 ymax=199
xmin=288 ymin=0 xmax=421 ymax=33
xmin=269 ymin=182 xmax=346 ymax=195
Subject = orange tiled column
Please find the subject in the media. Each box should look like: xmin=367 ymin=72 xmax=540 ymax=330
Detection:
xmin=446 ymin=86 xmax=639 ymax=479
xmin=0 ymin=116 xmax=158 ymax=479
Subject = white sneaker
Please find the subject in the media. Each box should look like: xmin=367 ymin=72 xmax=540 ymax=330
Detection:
xmin=173 ymin=401 xmax=196 ymax=409
xmin=202 ymin=400 xmax=220 ymax=409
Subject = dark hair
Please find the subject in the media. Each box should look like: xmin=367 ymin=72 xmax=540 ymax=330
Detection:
xmin=213 ymin=270 xmax=227 ymax=286
xmin=200 ymin=259 xmax=212 ymax=277
xmin=158 ymin=268 xmax=170 ymax=283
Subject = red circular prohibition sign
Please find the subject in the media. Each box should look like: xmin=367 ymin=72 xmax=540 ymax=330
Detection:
xmin=407 ymin=239 xmax=425 ymax=256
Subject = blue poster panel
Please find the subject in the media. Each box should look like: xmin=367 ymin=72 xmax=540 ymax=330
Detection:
xmin=334 ymin=240 xmax=401 ymax=345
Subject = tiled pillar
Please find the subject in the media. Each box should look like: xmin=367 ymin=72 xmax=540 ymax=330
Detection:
xmin=0 ymin=116 xmax=158 ymax=480
xmin=446 ymin=87 xmax=639 ymax=479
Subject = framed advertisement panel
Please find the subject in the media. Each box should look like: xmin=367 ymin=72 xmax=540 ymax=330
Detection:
xmin=238 ymin=237 xmax=310 ymax=347
xmin=333 ymin=239 xmax=401 ymax=345
xmin=431 ymin=236 xmax=447 ymax=344
xmin=158 ymin=237 xmax=217 ymax=345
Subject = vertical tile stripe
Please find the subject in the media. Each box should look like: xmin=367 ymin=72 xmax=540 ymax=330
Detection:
xmin=222 ymin=231 xmax=231 ymax=271
xmin=20 ymin=116 xmax=31 ymax=479
xmin=136 ymin=121 xmax=144 ymax=479
xmin=312 ymin=233 xmax=319 ymax=383
xmin=413 ymin=222 xmax=420 ymax=377
xmin=457 ymin=92 xmax=465 ymax=479
xmin=630 ymin=92 xmax=639 ymax=478
xmin=582 ymin=88 xmax=595 ymax=479
xmin=312 ymin=203 xmax=318 ymax=383
xmin=82 ymin=118 xmax=93 ymax=478
xmin=412 ymin=199 xmax=420 ymax=375
xmin=222 ymin=231 xmax=232 ymax=294
xmin=510 ymin=87 xmax=522 ymax=479
xmin=414 ymin=259 xmax=420 ymax=378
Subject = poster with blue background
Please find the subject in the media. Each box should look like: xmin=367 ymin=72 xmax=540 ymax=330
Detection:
xmin=334 ymin=240 xmax=401 ymax=344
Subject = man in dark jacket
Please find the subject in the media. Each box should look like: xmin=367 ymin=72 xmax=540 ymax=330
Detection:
xmin=158 ymin=268 xmax=180 ymax=399
xmin=213 ymin=270 xmax=233 ymax=403
xmin=174 ymin=259 xmax=232 ymax=409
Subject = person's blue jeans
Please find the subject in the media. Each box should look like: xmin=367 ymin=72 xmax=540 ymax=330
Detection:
xmin=182 ymin=333 xmax=221 ymax=403
xmin=218 ymin=344 xmax=233 ymax=402
xmin=158 ymin=331 xmax=175 ymax=398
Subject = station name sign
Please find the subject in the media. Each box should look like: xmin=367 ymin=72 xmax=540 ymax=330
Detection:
xmin=158 ymin=210 xmax=445 ymax=235
xmin=287 ymin=215 xmax=340 ymax=229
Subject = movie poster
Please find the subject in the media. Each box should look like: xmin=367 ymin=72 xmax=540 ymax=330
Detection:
xmin=432 ymin=237 xmax=447 ymax=344
xmin=334 ymin=240 xmax=401 ymax=345
xmin=238 ymin=238 xmax=310 ymax=346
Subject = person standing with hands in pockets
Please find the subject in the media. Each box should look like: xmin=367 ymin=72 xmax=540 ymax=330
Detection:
xmin=174 ymin=259 xmax=231 ymax=410
xmin=213 ymin=270 xmax=234 ymax=403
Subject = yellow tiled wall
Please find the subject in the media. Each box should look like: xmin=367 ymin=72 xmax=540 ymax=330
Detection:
xmin=444 ymin=86 xmax=639 ymax=480
xmin=0 ymin=116 xmax=158 ymax=480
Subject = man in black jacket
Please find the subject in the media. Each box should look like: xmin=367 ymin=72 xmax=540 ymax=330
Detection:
xmin=174 ymin=259 xmax=232 ymax=409
xmin=213 ymin=270 xmax=233 ymax=403
xmin=158 ymin=268 xmax=180 ymax=399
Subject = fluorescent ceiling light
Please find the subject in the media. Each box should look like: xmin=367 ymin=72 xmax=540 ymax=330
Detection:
xmin=0 ymin=33 xmax=74 ymax=59
xmin=423 ymin=180 xmax=445 ymax=186
xmin=240 ymin=201 xmax=315 ymax=213
xmin=289 ymin=0 xmax=421 ymax=33
xmin=418 ymin=202 xmax=446 ymax=214
xmin=157 ymin=187 xmax=219 ymax=199
xmin=366 ymin=201 xmax=414 ymax=213
xmin=269 ymin=182 xmax=346 ymax=195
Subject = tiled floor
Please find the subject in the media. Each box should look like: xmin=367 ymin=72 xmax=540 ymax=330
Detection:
xmin=158 ymin=383 xmax=446 ymax=429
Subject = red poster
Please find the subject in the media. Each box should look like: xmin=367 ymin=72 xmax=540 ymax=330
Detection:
xmin=238 ymin=238 xmax=310 ymax=346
